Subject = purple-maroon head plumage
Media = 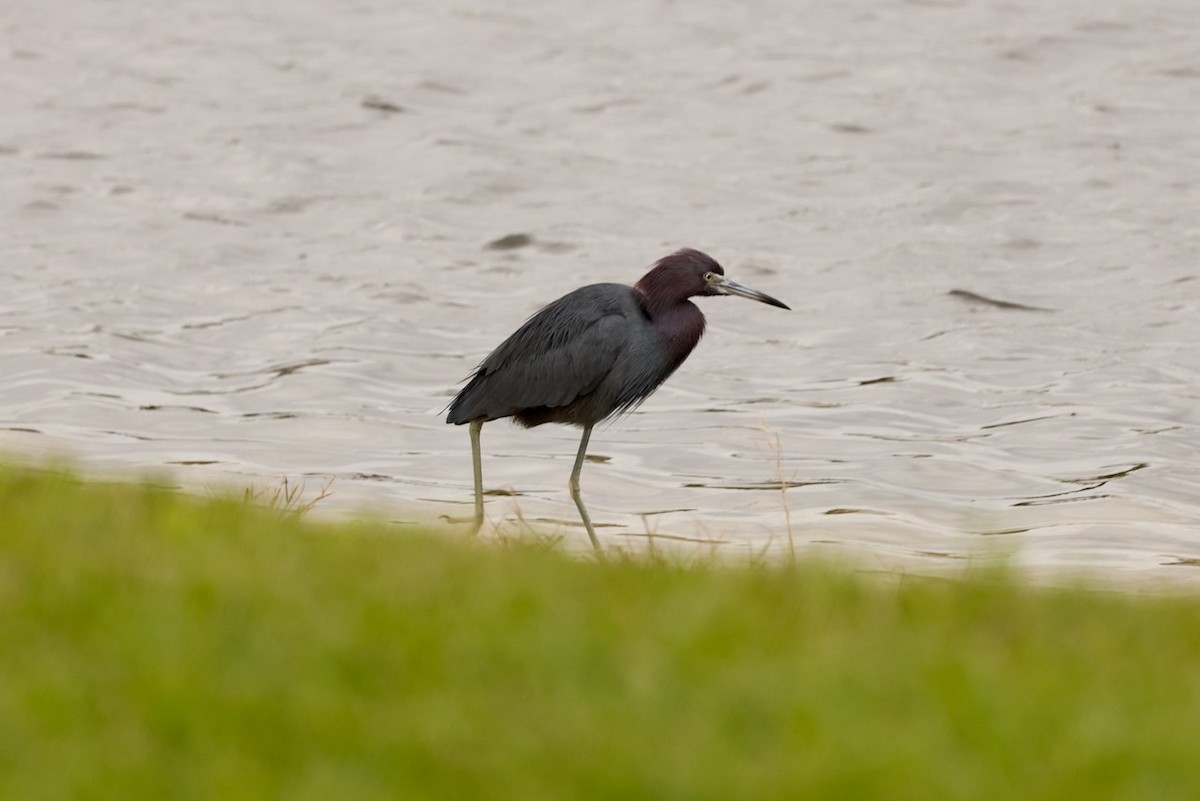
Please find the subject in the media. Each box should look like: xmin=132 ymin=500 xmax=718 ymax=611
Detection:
xmin=634 ymin=248 xmax=724 ymax=319
xmin=632 ymin=248 xmax=722 ymax=369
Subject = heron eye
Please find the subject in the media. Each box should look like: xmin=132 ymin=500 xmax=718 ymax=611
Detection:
xmin=703 ymin=272 xmax=716 ymax=283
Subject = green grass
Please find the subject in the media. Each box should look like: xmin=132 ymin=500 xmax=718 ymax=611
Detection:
xmin=2 ymin=463 xmax=1199 ymax=800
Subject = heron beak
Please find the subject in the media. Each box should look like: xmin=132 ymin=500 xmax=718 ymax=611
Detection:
xmin=713 ymin=276 xmax=791 ymax=310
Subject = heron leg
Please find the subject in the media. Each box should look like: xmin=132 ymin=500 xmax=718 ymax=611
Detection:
xmin=469 ymin=418 xmax=484 ymax=535
xmin=568 ymin=424 xmax=601 ymax=552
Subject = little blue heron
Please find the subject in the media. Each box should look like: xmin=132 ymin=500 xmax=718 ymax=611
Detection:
xmin=446 ymin=248 xmax=789 ymax=550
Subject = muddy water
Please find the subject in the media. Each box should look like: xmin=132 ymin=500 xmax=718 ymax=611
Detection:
xmin=3 ymin=0 xmax=1199 ymax=582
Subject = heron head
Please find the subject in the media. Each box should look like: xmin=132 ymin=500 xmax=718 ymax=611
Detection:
xmin=636 ymin=248 xmax=790 ymax=313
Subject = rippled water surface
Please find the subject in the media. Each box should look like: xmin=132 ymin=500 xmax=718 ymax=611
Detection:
xmin=3 ymin=0 xmax=1199 ymax=582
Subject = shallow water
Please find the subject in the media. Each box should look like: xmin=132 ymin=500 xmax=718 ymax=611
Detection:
xmin=2 ymin=0 xmax=1199 ymax=582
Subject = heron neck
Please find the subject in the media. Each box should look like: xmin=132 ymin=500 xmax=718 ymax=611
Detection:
xmin=650 ymin=300 xmax=706 ymax=366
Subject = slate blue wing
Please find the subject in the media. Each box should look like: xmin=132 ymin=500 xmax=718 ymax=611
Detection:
xmin=445 ymin=284 xmax=640 ymax=426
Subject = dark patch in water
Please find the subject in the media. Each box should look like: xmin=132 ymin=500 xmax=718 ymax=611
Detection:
xmin=981 ymin=414 xmax=1060 ymax=429
xmin=1161 ymin=66 xmax=1200 ymax=78
xmin=949 ymin=289 xmax=1054 ymax=312
xmin=1133 ymin=425 xmax=1181 ymax=435
xmin=183 ymin=211 xmax=248 ymax=227
xmin=38 ymin=150 xmax=106 ymax=160
xmin=141 ymin=404 xmax=217 ymax=414
xmin=182 ymin=307 xmax=300 ymax=330
xmin=486 ymin=233 xmax=533 ymax=250
xmin=362 ymin=95 xmax=407 ymax=114
xmin=1013 ymin=494 xmax=1111 ymax=507
xmin=1061 ymin=462 xmax=1148 ymax=484
xmin=1002 ymin=237 xmax=1041 ymax=250
xmin=102 ymin=430 xmax=154 ymax=441
xmin=269 ymin=358 xmax=331 ymax=377
xmin=685 ymin=479 xmax=842 ymax=490
xmin=916 ymin=550 xmax=967 ymax=559
xmin=47 ymin=347 xmax=91 ymax=359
